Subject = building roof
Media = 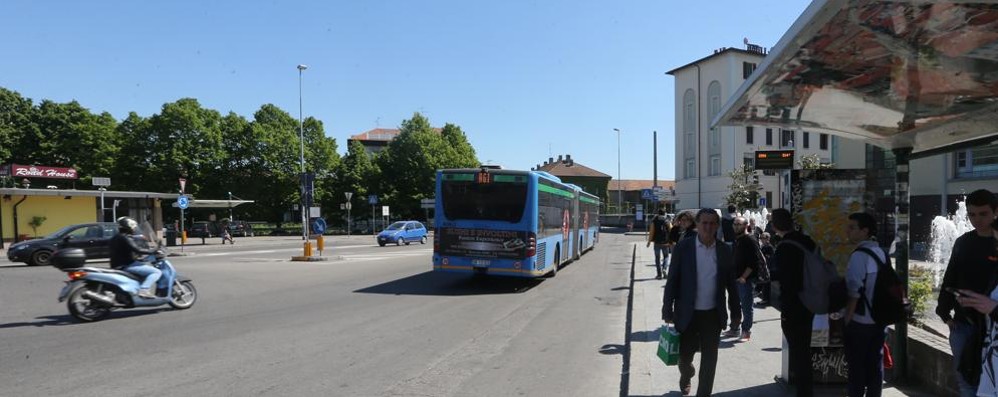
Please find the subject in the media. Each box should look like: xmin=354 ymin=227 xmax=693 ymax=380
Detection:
xmin=535 ymin=157 xmax=611 ymax=178
xmin=608 ymin=180 xmax=676 ymax=192
xmin=349 ymin=127 xmax=443 ymax=142
xmin=666 ymin=46 xmax=767 ymax=75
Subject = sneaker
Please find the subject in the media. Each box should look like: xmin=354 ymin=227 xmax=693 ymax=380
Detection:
xmin=656 ymin=274 xmax=663 ymax=280
xmin=738 ymin=331 xmax=751 ymax=342
xmin=137 ymin=289 xmax=156 ymax=299
xmin=722 ymin=329 xmax=740 ymax=338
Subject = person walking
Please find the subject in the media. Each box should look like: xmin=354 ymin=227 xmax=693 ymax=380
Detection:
xmin=724 ymin=216 xmax=764 ymax=342
xmin=647 ymin=209 xmax=672 ymax=280
xmin=757 ymin=232 xmax=776 ymax=307
xmin=771 ymin=208 xmax=818 ymax=397
xmin=937 ymin=189 xmax=998 ymax=396
xmin=721 ymin=205 xmax=736 ymax=244
xmin=662 ymin=208 xmax=741 ymax=396
xmin=843 ymin=212 xmax=888 ymax=397
xmin=952 ymin=219 xmax=998 ymax=397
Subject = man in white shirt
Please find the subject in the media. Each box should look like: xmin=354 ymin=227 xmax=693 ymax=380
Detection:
xmin=843 ymin=212 xmax=887 ymax=397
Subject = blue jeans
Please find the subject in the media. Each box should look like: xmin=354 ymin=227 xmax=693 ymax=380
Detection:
xmin=949 ymin=321 xmax=978 ymax=397
xmin=736 ymin=280 xmax=755 ymax=333
xmin=844 ymin=322 xmax=885 ymax=397
xmin=652 ymin=244 xmax=669 ymax=277
xmin=126 ymin=262 xmax=162 ymax=291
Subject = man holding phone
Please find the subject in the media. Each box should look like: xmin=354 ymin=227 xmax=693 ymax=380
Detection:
xmin=936 ymin=189 xmax=998 ymax=396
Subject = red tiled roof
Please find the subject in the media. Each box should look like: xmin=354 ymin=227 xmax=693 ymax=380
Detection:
xmin=608 ymin=179 xmax=676 ymax=192
xmin=536 ymin=160 xmax=611 ymax=178
xmin=349 ymin=127 xmax=443 ymax=142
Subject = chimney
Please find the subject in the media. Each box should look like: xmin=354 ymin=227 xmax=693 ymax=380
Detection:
xmin=558 ymin=155 xmax=563 ymax=162
xmin=549 ymin=157 xmax=554 ymax=164
xmin=566 ymin=154 xmax=572 ymax=161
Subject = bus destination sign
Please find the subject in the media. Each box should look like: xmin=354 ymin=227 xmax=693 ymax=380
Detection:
xmin=754 ymin=150 xmax=795 ymax=170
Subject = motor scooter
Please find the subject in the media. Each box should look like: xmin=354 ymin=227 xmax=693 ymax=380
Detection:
xmin=53 ymin=225 xmax=197 ymax=322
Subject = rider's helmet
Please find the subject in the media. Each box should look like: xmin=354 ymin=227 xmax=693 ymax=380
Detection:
xmin=116 ymin=216 xmax=138 ymax=233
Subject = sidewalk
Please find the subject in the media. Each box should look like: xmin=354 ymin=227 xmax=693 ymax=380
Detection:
xmin=626 ymin=241 xmax=931 ymax=396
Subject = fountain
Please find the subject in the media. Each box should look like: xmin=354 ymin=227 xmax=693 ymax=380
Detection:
xmin=741 ymin=208 xmax=770 ymax=234
xmin=928 ymin=200 xmax=973 ymax=284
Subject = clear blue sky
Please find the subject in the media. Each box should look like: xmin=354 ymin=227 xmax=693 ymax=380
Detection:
xmin=1 ymin=0 xmax=808 ymax=181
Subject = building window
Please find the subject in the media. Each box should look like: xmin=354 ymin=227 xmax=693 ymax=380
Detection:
xmin=710 ymin=155 xmax=721 ymax=176
xmin=819 ymin=133 xmax=829 ymax=150
xmin=707 ymin=81 xmax=722 ymax=154
xmin=766 ymin=128 xmax=773 ymax=145
xmin=746 ymin=126 xmax=754 ymax=144
xmin=743 ymin=62 xmax=757 ymax=79
xmin=765 ymin=191 xmax=773 ymax=208
xmin=744 ymin=154 xmax=754 ymax=168
xmin=955 ymin=144 xmax=998 ymax=179
xmin=803 ymin=132 xmax=810 ymax=149
xmin=685 ymin=158 xmax=696 ymax=178
xmin=683 ymin=89 xmax=696 ymax=171
xmin=781 ymin=129 xmax=794 ymax=147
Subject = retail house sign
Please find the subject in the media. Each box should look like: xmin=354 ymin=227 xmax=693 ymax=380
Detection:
xmin=6 ymin=164 xmax=79 ymax=179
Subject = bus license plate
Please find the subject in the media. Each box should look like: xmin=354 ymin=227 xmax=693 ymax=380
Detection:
xmin=472 ymin=259 xmax=490 ymax=268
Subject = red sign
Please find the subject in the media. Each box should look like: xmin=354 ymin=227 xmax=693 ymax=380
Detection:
xmin=9 ymin=164 xmax=78 ymax=179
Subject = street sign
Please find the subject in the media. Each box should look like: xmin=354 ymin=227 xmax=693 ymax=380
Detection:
xmin=92 ymin=177 xmax=111 ymax=187
xmin=635 ymin=210 xmax=644 ymax=220
xmin=345 ymin=192 xmax=353 ymax=201
xmin=382 ymin=206 xmax=390 ymax=216
xmin=310 ymin=218 xmax=327 ymax=234
xmin=179 ymin=178 xmax=186 ymax=193
xmin=344 ymin=202 xmax=352 ymax=210
xmin=420 ymin=198 xmax=435 ymax=209
xmin=759 ymin=197 xmax=767 ymax=207
xmin=641 ymin=189 xmax=653 ymax=200
xmin=368 ymin=195 xmax=378 ymax=205
xmin=177 ymin=195 xmax=189 ymax=210
xmin=309 ymin=206 xmax=321 ymax=218
xmin=340 ymin=203 xmax=346 ymax=210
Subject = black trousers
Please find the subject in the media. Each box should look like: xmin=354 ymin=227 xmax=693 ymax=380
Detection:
xmin=679 ymin=310 xmax=722 ymax=397
xmin=782 ymin=313 xmax=815 ymax=397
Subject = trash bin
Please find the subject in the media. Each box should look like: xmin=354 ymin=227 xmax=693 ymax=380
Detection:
xmin=165 ymin=229 xmax=177 ymax=247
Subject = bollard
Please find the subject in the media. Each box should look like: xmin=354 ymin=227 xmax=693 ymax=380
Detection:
xmin=317 ymin=235 xmax=324 ymax=254
xmin=303 ymin=240 xmax=312 ymax=257
xmin=181 ymin=230 xmax=187 ymax=244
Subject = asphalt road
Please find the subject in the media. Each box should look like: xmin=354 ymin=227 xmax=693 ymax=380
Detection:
xmin=0 ymin=233 xmax=634 ymax=397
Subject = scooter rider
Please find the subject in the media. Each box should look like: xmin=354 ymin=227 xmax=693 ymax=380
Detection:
xmin=109 ymin=217 xmax=161 ymax=299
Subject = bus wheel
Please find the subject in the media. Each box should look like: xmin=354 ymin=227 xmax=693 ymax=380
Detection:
xmin=546 ymin=247 xmax=560 ymax=278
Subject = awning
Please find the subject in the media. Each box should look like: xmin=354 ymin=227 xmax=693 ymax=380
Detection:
xmin=714 ymin=0 xmax=998 ymax=157
xmin=0 ymin=188 xmax=177 ymax=199
xmin=170 ymin=199 xmax=254 ymax=208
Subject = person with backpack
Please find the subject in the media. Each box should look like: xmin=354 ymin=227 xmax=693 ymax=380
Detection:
xmin=771 ymin=208 xmax=817 ymax=397
xmin=647 ymin=210 xmax=672 ymax=280
xmin=723 ymin=216 xmax=766 ymax=342
xmin=843 ymin=212 xmax=891 ymax=397
xmin=937 ymin=189 xmax=998 ymax=397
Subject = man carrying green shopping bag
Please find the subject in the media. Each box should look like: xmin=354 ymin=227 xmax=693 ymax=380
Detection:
xmin=657 ymin=325 xmax=681 ymax=366
xmin=662 ymin=208 xmax=741 ymax=396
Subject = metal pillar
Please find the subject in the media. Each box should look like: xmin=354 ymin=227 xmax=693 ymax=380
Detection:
xmin=892 ymin=147 xmax=912 ymax=383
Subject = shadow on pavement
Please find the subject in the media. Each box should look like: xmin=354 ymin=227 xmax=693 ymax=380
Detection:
xmin=353 ymin=271 xmax=542 ymax=296
xmin=598 ymin=343 xmax=625 ymax=356
xmin=0 ymin=308 xmax=170 ymax=329
xmin=630 ymin=329 xmax=660 ymax=343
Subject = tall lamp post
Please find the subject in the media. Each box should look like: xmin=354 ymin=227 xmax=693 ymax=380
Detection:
xmin=345 ymin=192 xmax=353 ymax=237
xmin=613 ymin=128 xmax=622 ymax=213
xmin=297 ymin=64 xmax=309 ymax=246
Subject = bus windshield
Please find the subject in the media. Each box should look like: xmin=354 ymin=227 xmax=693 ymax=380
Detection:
xmin=441 ymin=180 xmax=527 ymax=222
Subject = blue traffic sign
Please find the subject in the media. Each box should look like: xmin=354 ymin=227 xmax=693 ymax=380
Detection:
xmin=641 ymin=189 xmax=654 ymax=200
xmin=759 ymin=197 xmax=767 ymax=207
xmin=368 ymin=195 xmax=378 ymax=205
xmin=310 ymin=218 xmax=327 ymax=234
xmin=177 ymin=195 xmax=190 ymax=210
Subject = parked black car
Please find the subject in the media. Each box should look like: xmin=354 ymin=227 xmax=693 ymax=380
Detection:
xmin=188 ymin=221 xmax=214 ymax=238
xmin=227 ymin=220 xmax=254 ymax=237
xmin=6 ymin=222 xmax=118 ymax=266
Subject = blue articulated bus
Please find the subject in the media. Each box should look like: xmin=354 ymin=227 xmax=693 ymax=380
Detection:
xmin=432 ymin=167 xmax=600 ymax=278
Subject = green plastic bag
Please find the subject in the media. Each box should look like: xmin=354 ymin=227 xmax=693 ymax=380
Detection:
xmin=657 ymin=325 xmax=680 ymax=366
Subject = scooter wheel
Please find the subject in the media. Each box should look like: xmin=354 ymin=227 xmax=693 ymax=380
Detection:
xmin=67 ymin=286 xmax=112 ymax=322
xmin=169 ymin=280 xmax=197 ymax=309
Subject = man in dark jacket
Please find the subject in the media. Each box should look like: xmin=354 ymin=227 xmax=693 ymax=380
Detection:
xmin=771 ymin=208 xmax=817 ymax=397
xmin=724 ymin=216 xmax=765 ymax=342
xmin=109 ymin=217 xmax=160 ymax=298
xmin=647 ymin=210 xmax=672 ymax=279
xmin=662 ymin=208 xmax=741 ymax=396
xmin=936 ymin=189 xmax=998 ymax=396
xmin=721 ymin=205 xmax=736 ymax=244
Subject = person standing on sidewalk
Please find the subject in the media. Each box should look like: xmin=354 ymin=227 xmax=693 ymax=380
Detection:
xmin=662 ymin=208 xmax=741 ymax=396
xmin=724 ymin=216 xmax=764 ymax=342
xmin=843 ymin=212 xmax=888 ymax=397
xmin=647 ymin=210 xmax=672 ymax=280
xmin=937 ymin=189 xmax=998 ymax=397
xmin=771 ymin=208 xmax=817 ymax=397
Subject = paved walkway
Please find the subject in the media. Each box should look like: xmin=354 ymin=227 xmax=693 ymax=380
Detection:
xmin=626 ymin=240 xmax=934 ymax=396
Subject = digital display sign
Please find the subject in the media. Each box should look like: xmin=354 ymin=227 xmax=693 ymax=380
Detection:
xmin=754 ymin=150 xmax=795 ymax=170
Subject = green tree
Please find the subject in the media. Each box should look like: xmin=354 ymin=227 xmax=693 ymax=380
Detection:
xmin=113 ymin=112 xmax=154 ymax=191
xmin=331 ymin=140 xmax=381 ymax=224
xmin=797 ymin=153 xmax=834 ymax=170
xmin=145 ymin=98 xmax=226 ymax=195
xmin=723 ymin=165 xmax=763 ymax=211
xmin=0 ymin=88 xmax=37 ymax=170
xmin=439 ymin=123 xmax=479 ymax=168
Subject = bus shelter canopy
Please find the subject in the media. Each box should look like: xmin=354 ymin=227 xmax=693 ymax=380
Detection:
xmin=714 ymin=0 xmax=998 ymax=157
xmin=170 ymin=199 xmax=254 ymax=208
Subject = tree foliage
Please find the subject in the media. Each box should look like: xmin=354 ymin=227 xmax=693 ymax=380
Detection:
xmin=798 ymin=153 xmax=834 ymax=170
xmin=722 ymin=165 xmax=763 ymax=211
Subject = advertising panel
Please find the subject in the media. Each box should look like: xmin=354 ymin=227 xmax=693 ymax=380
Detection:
xmin=438 ymin=227 xmax=528 ymax=259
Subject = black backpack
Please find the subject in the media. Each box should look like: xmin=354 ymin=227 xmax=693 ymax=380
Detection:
xmin=855 ymin=247 xmax=907 ymax=326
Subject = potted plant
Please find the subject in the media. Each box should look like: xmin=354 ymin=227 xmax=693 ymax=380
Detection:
xmin=28 ymin=216 xmax=46 ymax=238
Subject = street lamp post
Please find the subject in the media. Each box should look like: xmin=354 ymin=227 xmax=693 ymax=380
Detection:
xmin=228 ymin=191 xmax=233 ymax=221
xmin=297 ymin=64 xmax=308 ymax=246
xmin=345 ymin=192 xmax=353 ymax=237
xmin=613 ymin=128 xmax=622 ymax=213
